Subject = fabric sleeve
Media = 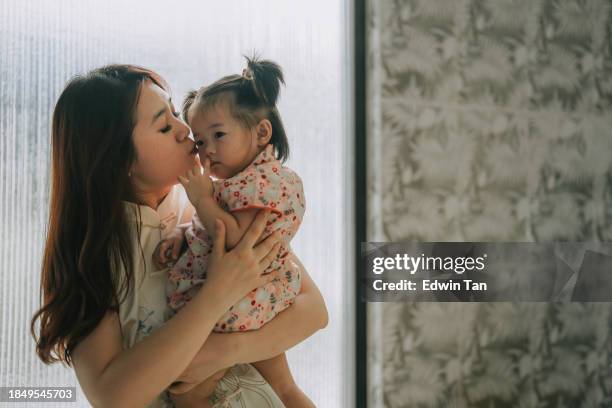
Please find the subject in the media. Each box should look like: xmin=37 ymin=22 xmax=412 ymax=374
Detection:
xmin=216 ymin=162 xmax=284 ymax=215
xmin=216 ymin=163 xmax=306 ymax=243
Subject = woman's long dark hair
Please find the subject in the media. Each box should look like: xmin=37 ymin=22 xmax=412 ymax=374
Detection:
xmin=31 ymin=65 xmax=168 ymax=365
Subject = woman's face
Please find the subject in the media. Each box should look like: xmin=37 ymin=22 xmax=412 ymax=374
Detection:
xmin=130 ymin=80 xmax=197 ymax=199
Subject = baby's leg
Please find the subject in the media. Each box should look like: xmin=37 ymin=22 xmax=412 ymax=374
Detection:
xmin=252 ymin=353 xmax=315 ymax=408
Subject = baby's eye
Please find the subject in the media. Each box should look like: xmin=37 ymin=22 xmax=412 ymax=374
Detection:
xmin=160 ymin=124 xmax=172 ymax=133
xmin=214 ymin=132 xmax=225 ymax=139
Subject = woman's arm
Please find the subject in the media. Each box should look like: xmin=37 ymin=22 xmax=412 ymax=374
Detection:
xmin=73 ymin=294 xmax=226 ymax=408
xmin=72 ymin=213 xmax=281 ymax=407
xmin=170 ymin=266 xmax=328 ymax=393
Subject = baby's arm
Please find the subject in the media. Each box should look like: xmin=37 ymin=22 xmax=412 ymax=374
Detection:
xmin=195 ymin=199 xmax=260 ymax=251
xmin=179 ymin=163 xmax=265 ymax=250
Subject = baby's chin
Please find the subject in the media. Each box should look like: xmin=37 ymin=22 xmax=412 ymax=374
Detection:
xmin=209 ymin=167 xmax=230 ymax=180
xmin=210 ymin=163 xmax=245 ymax=180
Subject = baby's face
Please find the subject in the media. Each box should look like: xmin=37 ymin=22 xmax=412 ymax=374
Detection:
xmin=188 ymin=103 xmax=259 ymax=179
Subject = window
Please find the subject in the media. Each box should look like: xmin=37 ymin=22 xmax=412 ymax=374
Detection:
xmin=0 ymin=1 xmax=350 ymax=406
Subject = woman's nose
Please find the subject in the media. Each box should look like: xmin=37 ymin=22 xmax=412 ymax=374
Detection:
xmin=175 ymin=120 xmax=190 ymax=142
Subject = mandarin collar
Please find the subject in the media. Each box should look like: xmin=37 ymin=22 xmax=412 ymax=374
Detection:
xmin=251 ymin=144 xmax=276 ymax=166
xmin=123 ymin=189 xmax=178 ymax=229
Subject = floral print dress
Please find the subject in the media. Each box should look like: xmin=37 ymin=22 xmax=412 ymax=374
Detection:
xmin=166 ymin=144 xmax=306 ymax=332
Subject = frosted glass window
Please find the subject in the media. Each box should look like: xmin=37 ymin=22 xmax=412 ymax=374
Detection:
xmin=0 ymin=1 xmax=350 ymax=406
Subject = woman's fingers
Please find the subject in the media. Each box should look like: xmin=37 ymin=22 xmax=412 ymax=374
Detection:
xmin=254 ymin=231 xmax=282 ymax=265
xmin=237 ymin=210 xmax=270 ymax=251
xmin=257 ymin=239 xmax=282 ymax=271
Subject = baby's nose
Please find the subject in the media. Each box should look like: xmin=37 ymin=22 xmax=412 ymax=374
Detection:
xmin=203 ymin=143 xmax=215 ymax=155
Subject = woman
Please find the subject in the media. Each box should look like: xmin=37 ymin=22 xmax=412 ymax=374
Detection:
xmin=30 ymin=65 xmax=328 ymax=407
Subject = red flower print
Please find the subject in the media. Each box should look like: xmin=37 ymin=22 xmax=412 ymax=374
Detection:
xmin=224 ymin=181 xmax=230 ymax=187
xmin=233 ymin=191 xmax=240 ymax=197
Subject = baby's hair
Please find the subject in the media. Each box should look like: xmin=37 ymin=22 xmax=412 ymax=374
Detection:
xmin=183 ymin=55 xmax=289 ymax=162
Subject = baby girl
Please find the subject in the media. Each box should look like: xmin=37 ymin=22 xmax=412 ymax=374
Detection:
xmin=155 ymin=57 xmax=314 ymax=407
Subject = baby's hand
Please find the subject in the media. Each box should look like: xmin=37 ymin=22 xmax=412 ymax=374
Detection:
xmin=152 ymin=227 xmax=185 ymax=269
xmin=178 ymin=160 xmax=214 ymax=207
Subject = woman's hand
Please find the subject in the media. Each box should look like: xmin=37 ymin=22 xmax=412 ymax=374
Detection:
xmin=202 ymin=210 xmax=283 ymax=315
xmin=152 ymin=227 xmax=184 ymax=269
xmin=178 ymin=160 xmax=214 ymax=208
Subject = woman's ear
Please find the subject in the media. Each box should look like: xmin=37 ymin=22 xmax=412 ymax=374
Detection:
xmin=255 ymin=119 xmax=272 ymax=146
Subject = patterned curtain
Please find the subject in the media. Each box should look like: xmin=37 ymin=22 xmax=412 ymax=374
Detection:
xmin=366 ymin=0 xmax=612 ymax=406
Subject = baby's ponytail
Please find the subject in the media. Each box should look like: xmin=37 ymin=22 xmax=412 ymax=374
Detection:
xmin=244 ymin=56 xmax=284 ymax=107
xmin=242 ymin=56 xmax=289 ymax=161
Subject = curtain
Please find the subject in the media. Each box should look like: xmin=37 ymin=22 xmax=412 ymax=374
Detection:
xmin=366 ymin=0 xmax=612 ymax=406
